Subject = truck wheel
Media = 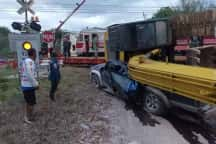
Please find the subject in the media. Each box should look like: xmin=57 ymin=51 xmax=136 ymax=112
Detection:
xmin=92 ymin=74 xmax=101 ymax=89
xmin=144 ymin=90 xmax=166 ymax=116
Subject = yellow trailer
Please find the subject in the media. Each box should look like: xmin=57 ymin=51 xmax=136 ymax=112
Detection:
xmin=128 ymin=55 xmax=216 ymax=105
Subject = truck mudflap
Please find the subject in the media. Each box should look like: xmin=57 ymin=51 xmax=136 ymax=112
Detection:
xmin=128 ymin=55 xmax=216 ymax=105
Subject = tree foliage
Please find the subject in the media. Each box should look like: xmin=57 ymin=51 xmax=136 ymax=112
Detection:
xmin=0 ymin=27 xmax=10 ymax=57
xmin=153 ymin=7 xmax=177 ymax=18
xmin=55 ymin=30 xmax=63 ymax=40
xmin=0 ymin=27 xmax=10 ymax=35
xmin=177 ymin=0 xmax=215 ymax=13
xmin=153 ymin=0 xmax=215 ymax=19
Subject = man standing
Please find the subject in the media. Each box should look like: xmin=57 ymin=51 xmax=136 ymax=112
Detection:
xmin=85 ymin=36 xmax=90 ymax=55
xmin=67 ymin=38 xmax=71 ymax=57
xmin=63 ymin=37 xmax=68 ymax=58
xmin=49 ymin=52 xmax=61 ymax=101
xmin=63 ymin=37 xmax=71 ymax=58
xmin=92 ymin=34 xmax=98 ymax=57
xmin=21 ymin=48 xmax=39 ymax=124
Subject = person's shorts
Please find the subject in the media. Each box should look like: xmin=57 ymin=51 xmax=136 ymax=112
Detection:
xmin=23 ymin=89 xmax=36 ymax=106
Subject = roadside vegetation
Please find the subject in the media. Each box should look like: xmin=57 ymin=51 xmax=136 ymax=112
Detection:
xmin=0 ymin=66 xmax=21 ymax=102
xmin=0 ymin=27 xmax=10 ymax=57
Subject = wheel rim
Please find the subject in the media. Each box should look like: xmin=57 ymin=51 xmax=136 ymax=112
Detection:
xmin=145 ymin=93 xmax=160 ymax=112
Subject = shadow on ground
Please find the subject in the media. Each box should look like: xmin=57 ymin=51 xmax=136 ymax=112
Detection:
xmin=123 ymin=98 xmax=216 ymax=144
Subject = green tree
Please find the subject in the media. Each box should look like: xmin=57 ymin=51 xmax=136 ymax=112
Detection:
xmin=177 ymin=0 xmax=214 ymax=13
xmin=0 ymin=27 xmax=10 ymax=35
xmin=153 ymin=7 xmax=177 ymax=18
xmin=153 ymin=0 xmax=215 ymax=18
xmin=0 ymin=27 xmax=10 ymax=57
xmin=46 ymin=28 xmax=63 ymax=40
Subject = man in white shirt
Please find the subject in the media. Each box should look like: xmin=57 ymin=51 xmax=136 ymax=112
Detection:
xmin=21 ymin=48 xmax=39 ymax=124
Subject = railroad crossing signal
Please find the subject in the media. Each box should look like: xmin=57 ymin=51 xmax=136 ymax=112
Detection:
xmin=13 ymin=0 xmax=41 ymax=32
xmin=17 ymin=0 xmax=35 ymax=15
xmin=22 ymin=41 xmax=32 ymax=50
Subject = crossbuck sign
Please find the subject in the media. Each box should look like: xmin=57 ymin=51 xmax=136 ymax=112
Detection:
xmin=17 ymin=0 xmax=35 ymax=15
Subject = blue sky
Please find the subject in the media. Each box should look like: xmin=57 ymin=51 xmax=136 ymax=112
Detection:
xmin=0 ymin=0 xmax=179 ymax=31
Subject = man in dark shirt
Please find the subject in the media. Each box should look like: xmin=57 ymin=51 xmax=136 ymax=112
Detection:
xmin=49 ymin=52 xmax=61 ymax=101
xmin=63 ymin=38 xmax=71 ymax=58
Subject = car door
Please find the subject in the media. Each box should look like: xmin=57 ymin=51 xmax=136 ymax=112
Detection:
xmin=101 ymin=62 xmax=113 ymax=88
xmin=110 ymin=63 xmax=129 ymax=98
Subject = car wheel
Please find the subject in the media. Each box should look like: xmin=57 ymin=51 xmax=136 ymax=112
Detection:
xmin=144 ymin=91 xmax=166 ymax=115
xmin=92 ymin=74 xmax=101 ymax=88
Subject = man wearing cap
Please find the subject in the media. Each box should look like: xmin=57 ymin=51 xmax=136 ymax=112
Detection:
xmin=21 ymin=48 xmax=39 ymax=124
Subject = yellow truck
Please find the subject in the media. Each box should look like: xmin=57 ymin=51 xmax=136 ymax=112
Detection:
xmin=104 ymin=18 xmax=216 ymax=116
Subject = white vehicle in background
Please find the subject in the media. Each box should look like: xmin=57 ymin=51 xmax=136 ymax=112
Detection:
xmin=61 ymin=32 xmax=78 ymax=57
xmin=76 ymin=27 xmax=106 ymax=56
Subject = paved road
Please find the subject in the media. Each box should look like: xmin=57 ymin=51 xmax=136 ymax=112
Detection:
xmin=107 ymin=96 xmax=216 ymax=144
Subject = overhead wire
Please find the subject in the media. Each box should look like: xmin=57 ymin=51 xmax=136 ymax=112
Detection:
xmin=1 ymin=1 xmax=215 ymax=16
xmin=0 ymin=5 xmax=171 ymax=14
xmin=0 ymin=7 xmax=161 ymax=14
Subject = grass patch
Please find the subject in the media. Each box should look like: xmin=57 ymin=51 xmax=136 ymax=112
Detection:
xmin=0 ymin=66 xmax=16 ymax=77
xmin=39 ymin=79 xmax=50 ymax=90
xmin=0 ymin=79 xmax=21 ymax=102
xmin=0 ymin=67 xmax=20 ymax=102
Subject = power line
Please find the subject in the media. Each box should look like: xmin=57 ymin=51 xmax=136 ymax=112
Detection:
xmin=0 ymin=5 xmax=173 ymax=9
xmin=2 ymin=7 xmax=216 ymax=14
xmin=0 ymin=8 xmax=158 ymax=14
xmin=32 ymin=0 xmax=216 ymax=5
xmin=0 ymin=10 xmax=155 ymax=14
xmin=1 ymin=5 xmax=216 ymax=11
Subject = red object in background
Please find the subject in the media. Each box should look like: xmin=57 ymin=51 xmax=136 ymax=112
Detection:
xmin=0 ymin=60 xmax=7 ymax=66
xmin=7 ymin=60 xmax=17 ymax=69
xmin=97 ymin=41 xmax=104 ymax=48
xmin=175 ymin=38 xmax=190 ymax=51
xmin=43 ymin=31 xmax=55 ymax=43
xmin=76 ymin=42 xmax=84 ymax=48
xmin=49 ymin=48 xmax=53 ymax=55
xmin=203 ymin=36 xmax=216 ymax=45
xmin=64 ymin=57 xmax=105 ymax=65
xmin=175 ymin=45 xmax=189 ymax=51
xmin=176 ymin=38 xmax=190 ymax=45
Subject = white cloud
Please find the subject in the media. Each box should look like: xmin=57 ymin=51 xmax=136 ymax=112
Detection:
xmin=0 ymin=0 xmax=179 ymax=31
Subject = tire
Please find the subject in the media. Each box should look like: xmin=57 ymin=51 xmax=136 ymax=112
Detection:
xmin=143 ymin=90 xmax=167 ymax=116
xmin=92 ymin=74 xmax=101 ymax=89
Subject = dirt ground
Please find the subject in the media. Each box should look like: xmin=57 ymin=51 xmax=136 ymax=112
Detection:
xmin=0 ymin=67 xmax=115 ymax=144
xmin=0 ymin=66 xmax=216 ymax=144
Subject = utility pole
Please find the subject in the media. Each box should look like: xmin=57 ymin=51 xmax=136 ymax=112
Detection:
xmin=56 ymin=0 xmax=86 ymax=31
xmin=24 ymin=0 xmax=28 ymax=24
xmin=54 ymin=0 xmax=86 ymax=52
